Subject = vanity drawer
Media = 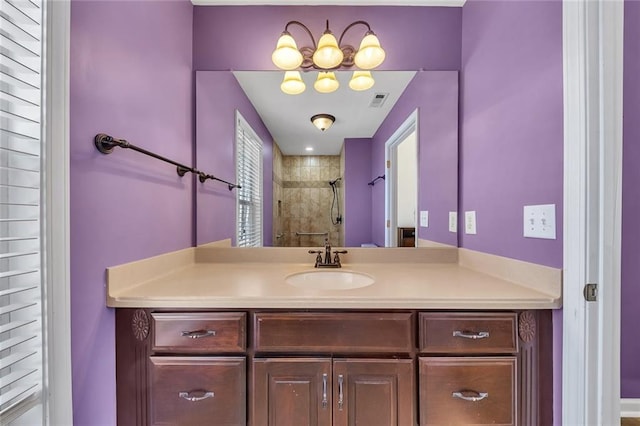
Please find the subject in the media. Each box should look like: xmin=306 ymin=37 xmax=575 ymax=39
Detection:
xmin=151 ymin=312 xmax=246 ymax=353
xmin=419 ymin=312 xmax=517 ymax=354
xmin=419 ymin=356 xmax=517 ymax=426
xmin=149 ymin=356 xmax=245 ymax=426
xmin=253 ymin=312 xmax=415 ymax=353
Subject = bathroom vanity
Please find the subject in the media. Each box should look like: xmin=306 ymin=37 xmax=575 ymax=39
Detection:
xmin=109 ymin=246 xmax=560 ymax=426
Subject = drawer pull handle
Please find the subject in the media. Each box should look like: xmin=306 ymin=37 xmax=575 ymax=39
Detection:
xmin=178 ymin=391 xmax=214 ymax=402
xmin=181 ymin=330 xmax=216 ymax=339
xmin=453 ymin=330 xmax=489 ymax=340
xmin=322 ymin=373 xmax=328 ymax=408
xmin=452 ymin=391 xmax=488 ymax=402
xmin=337 ymin=374 xmax=344 ymax=410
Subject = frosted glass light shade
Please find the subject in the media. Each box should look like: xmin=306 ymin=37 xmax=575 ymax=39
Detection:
xmin=272 ymin=33 xmax=304 ymax=70
xmin=314 ymin=72 xmax=339 ymax=94
xmin=280 ymin=71 xmax=306 ymax=95
xmin=354 ymin=33 xmax=386 ymax=69
xmin=311 ymin=114 xmax=335 ymax=131
xmin=349 ymin=71 xmax=375 ymax=91
xmin=312 ymin=32 xmax=343 ymax=69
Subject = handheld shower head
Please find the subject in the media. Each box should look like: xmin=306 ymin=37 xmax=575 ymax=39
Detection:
xmin=329 ymin=177 xmax=342 ymax=186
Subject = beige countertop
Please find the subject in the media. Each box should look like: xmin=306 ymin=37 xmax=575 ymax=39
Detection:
xmin=106 ymin=246 xmax=562 ymax=310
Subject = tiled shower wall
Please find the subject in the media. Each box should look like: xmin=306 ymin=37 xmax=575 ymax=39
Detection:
xmin=272 ymin=145 xmax=344 ymax=247
xmin=272 ymin=144 xmax=284 ymax=246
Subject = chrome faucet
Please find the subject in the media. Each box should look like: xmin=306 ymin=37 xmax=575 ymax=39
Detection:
xmin=309 ymin=239 xmax=347 ymax=268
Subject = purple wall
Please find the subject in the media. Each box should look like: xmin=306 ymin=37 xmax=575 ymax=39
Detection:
xmin=195 ymin=72 xmax=273 ymax=246
xmin=459 ymin=0 xmax=563 ymax=268
xmin=67 ymin=2 xmax=571 ymax=423
xmin=621 ymin=0 xmax=640 ymax=398
xmin=344 ymin=138 xmax=373 ymax=246
xmin=70 ymin=0 xmax=194 ymax=423
xmin=460 ymin=1 xmax=563 ymax=424
xmin=370 ymin=71 xmax=459 ymax=247
xmin=193 ymin=6 xmax=461 ymax=71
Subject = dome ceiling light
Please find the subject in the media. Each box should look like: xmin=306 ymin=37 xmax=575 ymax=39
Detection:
xmin=272 ymin=20 xmax=385 ymax=95
xmin=310 ymin=114 xmax=335 ymax=132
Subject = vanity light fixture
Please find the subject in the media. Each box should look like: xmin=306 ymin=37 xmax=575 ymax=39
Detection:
xmin=280 ymin=71 xmax=306 ymax=95
xmin=348 ymin=70 xmax=375 ymax=91
xmin=314 ymin=71 xmax=339 ymax=94
xmin=272 ymin=19 xmax=385 ymax=94
xmin=311 ymin=114 xmax=335 ymax=132
xmin=305 ymin=147 xmax=314 ymax=152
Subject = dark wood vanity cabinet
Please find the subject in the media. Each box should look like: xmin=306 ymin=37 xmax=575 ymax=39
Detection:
xmin=251 ymin=358 xmax=414 ymax=426
xmin=149 ymin=356 xmax=246 ymax=425
xmin=115 ymin=309 xmax=551 ymax=426
xmin=252 ymin=358 xmax=332 ymax=426
xmin=251 ymin=312 xmax=416 ymax=425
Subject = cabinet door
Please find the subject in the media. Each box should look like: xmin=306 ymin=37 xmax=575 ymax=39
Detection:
xmin=252 ymin=358 xmax=332 ymax=426
xmin=419 ymin=356 xmax=517 ymax=426
xmin=149 ymin=356 xmax=246 ymax=426
xmin=332 ymin=359 xmax=415 ymax=426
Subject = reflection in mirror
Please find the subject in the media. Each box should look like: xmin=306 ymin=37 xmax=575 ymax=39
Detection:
xmin=195 ymin=70 xmax=458 ymax=249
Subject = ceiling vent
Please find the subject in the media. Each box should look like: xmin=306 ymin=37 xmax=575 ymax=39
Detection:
xmin=369 ymin=92 xmax=389 ymax=108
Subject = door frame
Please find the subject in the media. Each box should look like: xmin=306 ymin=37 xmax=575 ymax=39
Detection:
xmin=562 ymin=0 xmax=623 ymax=424
xmin=384 ymin=109 xmax=419 ymax=247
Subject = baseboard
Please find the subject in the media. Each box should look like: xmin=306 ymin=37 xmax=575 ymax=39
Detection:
xmin=621 ymin=398 xmax=640 ymax=418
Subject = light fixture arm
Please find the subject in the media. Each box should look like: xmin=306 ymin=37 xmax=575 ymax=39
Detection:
xmin=337 ymin=20 xmax=373 ymax=46
xmin=283 ymin=20 xmax=317 ymax=50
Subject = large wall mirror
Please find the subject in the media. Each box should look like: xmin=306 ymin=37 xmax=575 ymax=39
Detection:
xmin=195 ymin=70 xmax=458 ymax=248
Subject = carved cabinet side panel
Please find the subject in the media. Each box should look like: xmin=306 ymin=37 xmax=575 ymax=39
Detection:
xmin=116 ymin=309 xmax=151 ymax=426
xmin=517 ymin=310 xmax=553 ymax=426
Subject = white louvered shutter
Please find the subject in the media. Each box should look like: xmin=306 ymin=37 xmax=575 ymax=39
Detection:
xmin=0 ymin=0 xmax=44 ymax=422
xmin=236 ymin=112 xmax=263 ymax=247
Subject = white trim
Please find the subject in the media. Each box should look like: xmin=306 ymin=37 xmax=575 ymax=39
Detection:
xmin=384 ymin=109 xmax=418 ymax=247
xmin=43 ymin=0 xmax=73 ymax=424
xmin=621 ymin=399 xmax=640 ymax=418
xmin=562 ymin=0 xmax=622 ymax=424
xmin=596 ymin=0 xmax=623 ymax=422
xmin=192 ymin=0 xmax=466 ymax=6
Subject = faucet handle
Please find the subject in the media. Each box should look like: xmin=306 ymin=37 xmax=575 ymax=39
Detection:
xmin=308 ymin=250 xmax=323 ymax=267
xmin=333 ymin=250 xmax=348 ymax=265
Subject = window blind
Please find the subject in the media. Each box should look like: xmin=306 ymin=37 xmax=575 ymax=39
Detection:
xmin=236 ymin=112 xmax=263 ymax=247
xmin=0 ymin=0 xmax=44 ymax=421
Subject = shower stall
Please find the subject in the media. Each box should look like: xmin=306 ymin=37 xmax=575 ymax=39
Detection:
xmin=272 ymin=144 xmax=344 ymax=247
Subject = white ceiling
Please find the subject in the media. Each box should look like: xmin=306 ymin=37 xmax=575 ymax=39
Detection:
xmin=233 ymin=71 xmax=417 ymax=156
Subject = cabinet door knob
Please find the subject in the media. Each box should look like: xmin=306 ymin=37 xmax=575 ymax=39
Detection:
xmin=452 ymin=330 xmax=490 ymax=340
xmin=178 ymin=391 xmax=214 ymax=402
xmin=321 ymin=373 xmax=328 ymax=408
xmin=337 ymin=374 xmax=344 ymax=410
xmin=181 ymin=330 xmax=216 ymax=339
xmin=452 ymin=391 xmax=488 ymax=402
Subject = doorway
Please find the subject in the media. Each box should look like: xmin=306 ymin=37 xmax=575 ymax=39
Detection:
xmin=385 ymin=110 xmax=418 ymax=247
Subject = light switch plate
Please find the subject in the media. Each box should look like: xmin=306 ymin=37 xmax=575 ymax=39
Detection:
xmin=449 ymin=211 xmax=458 ymax=233
xmin=465 ymin=211 xmax=477 ymax=235
xmin=523 ymin=204 xmax=556 ymax=239
xmin=420 ymin=211 xmax=429 ymax=228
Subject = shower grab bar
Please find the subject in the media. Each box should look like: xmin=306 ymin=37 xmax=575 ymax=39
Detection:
xmin=368 ymin=175 xmax=385 ymax=186
xmin=295 ymin=232 xmax=329 ymax=236
xmin=94 ymin=133 xmax=241 ymax=191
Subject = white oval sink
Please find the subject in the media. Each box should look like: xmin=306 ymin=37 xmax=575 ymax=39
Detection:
xmin=285 ymin=270 xmax=375 ymax=290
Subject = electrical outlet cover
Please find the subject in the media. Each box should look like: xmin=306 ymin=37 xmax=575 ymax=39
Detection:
xmin=449 ymin=211 xmax=457 ymax=233
xmin=420 ymin=211 xmax=429 ymax=228
xmin=465 ymin=211 xmax=477 ymax=235
xmin=523 ymin=204 xmax=556 ymax=239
